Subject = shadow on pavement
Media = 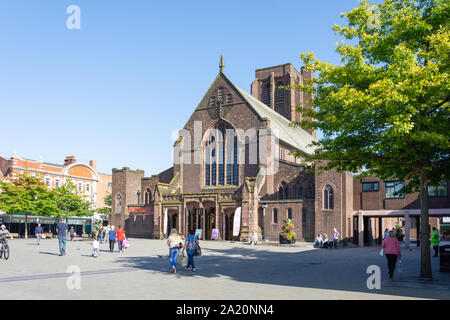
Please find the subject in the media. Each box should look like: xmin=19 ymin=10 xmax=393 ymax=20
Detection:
xmin=114 ymin=245 xmax=450 ymax=300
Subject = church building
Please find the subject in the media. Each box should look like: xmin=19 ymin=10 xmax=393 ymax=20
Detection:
xmin=110 ymin=58 xmax=449 ymax=245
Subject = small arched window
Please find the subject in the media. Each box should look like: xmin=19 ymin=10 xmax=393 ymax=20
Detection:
xmin=278 ymin=182 xmax=288 ymax=200
xmin=323 ymin=185 xmax=334 ymax=210
xmin=144 ymin=188 xmax=152 ymax=205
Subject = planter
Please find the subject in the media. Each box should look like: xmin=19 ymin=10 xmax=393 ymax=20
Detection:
xmin=279 ymin=234 xmax=295 ymax=244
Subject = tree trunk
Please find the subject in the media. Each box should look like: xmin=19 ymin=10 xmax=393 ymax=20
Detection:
xmin=25 ymin=214 xmax=28 ymax=240
xmin=419 ymin=169 xmax=432 ymax=279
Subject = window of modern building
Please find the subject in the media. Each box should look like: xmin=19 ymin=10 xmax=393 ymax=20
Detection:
xmin=428 ymin=180 xmax=448 ymax=197
xmin=287 ymin=208 xmax=292 ymax=220
xmin=323 ymin=185 xmax=334 ymax=209
xmin=362 ymin=182 xmax=379 ymax=192
xmin=273 ymin=208 xmax=278 ymax=224
xmin=385 ymin=181 xmax=404 ymax=199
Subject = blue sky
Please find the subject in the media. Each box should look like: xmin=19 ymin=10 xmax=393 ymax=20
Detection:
xmin=1 ymin=0 xmax=364 ymax=175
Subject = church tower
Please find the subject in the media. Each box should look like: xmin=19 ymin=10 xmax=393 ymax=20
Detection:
xmin=250 ymin=63 xmax=316 ymax=138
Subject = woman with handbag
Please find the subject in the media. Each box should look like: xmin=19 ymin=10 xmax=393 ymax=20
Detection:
xmin=167 ymin=229 xmax=182 ymax=274
xmin=183 ymin=229 xmax=199 ymax=272
xmin=382 ymin=230 xmax=402 ymax=279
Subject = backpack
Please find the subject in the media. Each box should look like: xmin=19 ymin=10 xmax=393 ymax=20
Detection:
xmin=187 ymin=236 xmax=195 ymax=251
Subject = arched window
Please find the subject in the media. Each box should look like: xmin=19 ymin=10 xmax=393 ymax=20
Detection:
xmin=204 ymin=122 xmax=239 ymax=186
xmin=298 ymin=185 xmax=304 ymax=199
xmin=115 ymin=194 xmax=122 ymax=213
xmin=307 ymin=185 xmax=314 ymax=199
xmin=323 ymin=185 xmax=334 ymax=209
xmin=278 ymin=182 xmax=288 ymax=200
xmin=144 ymin=189 xmax=151 ymax=205
xmin=275 ymin=81 xmax=285 ymax=113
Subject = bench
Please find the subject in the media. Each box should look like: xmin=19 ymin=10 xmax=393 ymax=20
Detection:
xmin=9 ymin=233 xmax=19 ymax=238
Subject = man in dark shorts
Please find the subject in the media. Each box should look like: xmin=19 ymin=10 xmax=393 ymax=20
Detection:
xmin=56 ymin=218 xmax=68 ymax=256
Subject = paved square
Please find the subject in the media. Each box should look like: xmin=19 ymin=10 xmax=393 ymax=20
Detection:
xmin=1 ymin=238 xmax=449 ymax=300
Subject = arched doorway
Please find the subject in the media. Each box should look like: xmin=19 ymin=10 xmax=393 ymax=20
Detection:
xmin=205 ymin=208 xmax=215 ymax=240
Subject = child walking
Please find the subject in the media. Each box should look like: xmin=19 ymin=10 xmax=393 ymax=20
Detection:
xmin=92 ymin=236 xmax=100 ymax=257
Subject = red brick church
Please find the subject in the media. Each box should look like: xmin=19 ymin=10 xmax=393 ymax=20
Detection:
xmin=110 ymin=58 xmax=449 ymax=246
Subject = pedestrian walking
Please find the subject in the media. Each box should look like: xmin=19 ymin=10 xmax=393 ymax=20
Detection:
xmin=167 ymin=229 xmax=182 ymax=274
xmin=96 ymin=227 xmax=103 ymax=244
xmin=116 ymin=225 xmax=126 ymax=253
xmin=431 ymin=227 xmax=440 ymax=257
xmin=384 ymin=228 xmax=389 ymax=240
xmin=183 ymin=229 xmax=199 ymax=272
xmin=105 ymin=225 xmax=111 ymax=244
xmin=108 ymin=225 xmax=116 ymax=252
xmin=382 ymin=230 xmax=402 ymax=279
xmin=56 ymin=218 xmax=68 ymax=256
xmin=69 ymin=226 xmax=76 ymax=241
xmin=332 ymin=228 xmax=340 ymax=249
xmin=92 ymin=236 xmax=100 ymax=257
xmin=35 ymin=223 xmax=44 ymax=245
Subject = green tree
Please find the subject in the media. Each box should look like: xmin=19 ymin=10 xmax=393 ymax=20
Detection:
xmin=293 ymin=0 xmax=449 ymax=279
xmin=0 ymin=173 xmax=58 ymax=239
xmin=53 ymin=180 xmax=92 ymax=221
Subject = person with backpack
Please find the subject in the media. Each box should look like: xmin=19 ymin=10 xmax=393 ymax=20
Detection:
xmin=183 ymin=229 xmax=199 ymax=272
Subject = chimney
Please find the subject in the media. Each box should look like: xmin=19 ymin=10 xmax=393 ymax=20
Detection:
xmin=89 ymin=160 xmax=97 ymax=170
xmin=64 ymin=155 xmax=77 ymax=166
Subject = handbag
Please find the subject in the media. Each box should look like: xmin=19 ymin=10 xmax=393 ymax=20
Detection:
xmin=123 ymin=239 xmax=129 ymax=248
xmin=194 ymin=242 xmax=202 ymax=256
xmin=177 ymin=249 xmax=189 ymax=267
xmin=379 ymin=248 xmax=384 ymax=256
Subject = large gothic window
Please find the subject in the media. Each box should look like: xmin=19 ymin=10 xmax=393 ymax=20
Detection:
xmin=204 ymin=122 xmax=239 ymax=186
xmin=323 ymin=185 xmax=334 ymax=209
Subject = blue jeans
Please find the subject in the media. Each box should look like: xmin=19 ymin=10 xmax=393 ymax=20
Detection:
xmin=169 ymin=248 xmax=178 ymax=269
xmin=98 ymin=234 xmax=102 ymax=244
xmin=58 ymin=236 xmax=66 ymax=254
xmin=118 ymin=240 xmax=123 ymax=251
xmin=187 ymin=253 xmax=195 ymax=269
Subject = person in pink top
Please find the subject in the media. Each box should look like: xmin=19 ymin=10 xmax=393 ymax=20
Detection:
xmin=382 ymin=230 xmax=402 ymax=278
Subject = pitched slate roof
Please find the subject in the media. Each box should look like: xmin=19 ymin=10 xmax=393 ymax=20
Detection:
xmin=231 ymin=81 xmax=318 ymax=155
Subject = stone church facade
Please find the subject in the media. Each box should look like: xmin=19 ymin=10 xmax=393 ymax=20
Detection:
xmin=110 ymin=59 xmax=449 ymax=244
xmin=110 ymin=60 xmax=354 ymax=243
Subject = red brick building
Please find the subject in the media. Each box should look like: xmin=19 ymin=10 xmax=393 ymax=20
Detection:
xmin=111 ymin=60 xmax=450 ymax=245
xmin=0 ymin=154 xmax=111 ymax=211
